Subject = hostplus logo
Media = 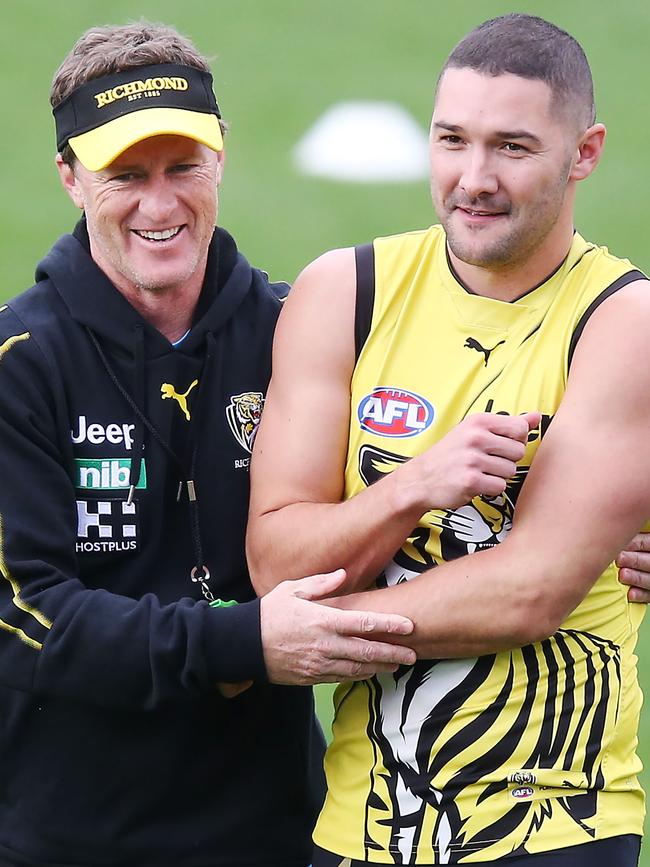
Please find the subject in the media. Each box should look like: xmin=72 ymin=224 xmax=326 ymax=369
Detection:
xmin=76 ymin=499 xmax=139 ymax=554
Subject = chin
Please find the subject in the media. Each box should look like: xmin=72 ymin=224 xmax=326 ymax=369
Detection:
xmin=448 ymin=229 xmax=519 ymax=269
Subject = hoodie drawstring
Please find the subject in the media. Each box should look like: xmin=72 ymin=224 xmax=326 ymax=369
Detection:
xmin=86 ymin=326 xmax=217 ymax=602
xmin=127 ymin=325 xmax=146 ymax=505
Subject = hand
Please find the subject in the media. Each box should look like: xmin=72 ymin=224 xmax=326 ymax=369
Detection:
xmin=397 ymin=411 xmax=541 ymax=512
xmin=216 ymin=681 xmax=253 ymax=699
xmin=617 ymin=532 xmax=650 ymax=602
xmin=260 ymin=569 xmax=416 ymax=685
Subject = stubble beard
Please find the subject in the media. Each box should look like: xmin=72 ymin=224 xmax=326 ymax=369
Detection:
xmin=128 ymin=252 xmax=202 ymax=296
xmin=102 ymin=238 xmax=203 ymax=298
xmin=438 ymin=158 xmax=573 ymax=272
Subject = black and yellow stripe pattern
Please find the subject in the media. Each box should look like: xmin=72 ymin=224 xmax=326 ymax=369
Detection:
xmin=0 ymin=325 xmax=52 ymax=651
xmin=314 ymin=228 xmax=646 ymax=862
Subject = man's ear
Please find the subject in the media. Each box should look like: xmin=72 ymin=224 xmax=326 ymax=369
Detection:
xmin=55 ymin=154 xmax=85 ymax=209
xmin=570 ymin=123 xmax=606 ymax=182
xmin=215 ymin=147 xmax=225 ymax=186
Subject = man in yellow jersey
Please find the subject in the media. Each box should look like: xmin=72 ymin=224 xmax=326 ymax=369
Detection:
xmin=247 ymin=13 xmax=648 ymax=867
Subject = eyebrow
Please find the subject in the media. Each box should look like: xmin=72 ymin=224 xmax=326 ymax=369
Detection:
xmin=433 ymin=121 xmax=543 ymax=147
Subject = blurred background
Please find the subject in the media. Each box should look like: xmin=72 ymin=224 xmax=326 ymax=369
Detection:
xmin=1 ymin=0 xmax=648 ymax=857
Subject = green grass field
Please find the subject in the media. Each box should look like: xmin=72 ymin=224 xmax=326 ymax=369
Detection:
xmin=1 ymin=0 xmax=649 ymax=860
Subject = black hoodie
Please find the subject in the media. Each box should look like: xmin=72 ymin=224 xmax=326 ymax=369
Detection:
xmin=0 ymin=222 xmax=324 ymax=866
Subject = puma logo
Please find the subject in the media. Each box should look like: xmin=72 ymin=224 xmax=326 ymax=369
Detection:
xmin=464 ymin=337 xmax=505 ymax=366
xmin=161 ymin=379 xmax=198 ymax=421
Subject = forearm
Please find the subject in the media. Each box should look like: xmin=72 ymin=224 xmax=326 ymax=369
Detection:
xmin=248 ymin=473 xmax=425 ymax=595
xmin=330 ymin=450 xmax=650 ymax=659
xmin=2 ymin=554 xmax=267 ymax=708
xmin=329 ymin=540 xmax=567 ymax=658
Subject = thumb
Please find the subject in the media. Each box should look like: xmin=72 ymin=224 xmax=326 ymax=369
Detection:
xmin=522 ymin=411 xmax=542 ymax=431
xmin=291 ymin=568 xmax=347 ymax=601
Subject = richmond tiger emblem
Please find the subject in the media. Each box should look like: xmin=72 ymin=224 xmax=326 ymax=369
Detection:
xmin=225 ymin=391 xmax=264 ymax=453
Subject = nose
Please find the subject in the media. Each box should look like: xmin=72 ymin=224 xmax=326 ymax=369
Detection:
xmin=137 ymin=174 xmax=179 ymax=224
xmin=458 ymin=146 xmax=498 ymax=200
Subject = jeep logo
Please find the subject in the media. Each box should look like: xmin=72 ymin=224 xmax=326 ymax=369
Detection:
xmin=71 ymin=416 xmax=136 ymax=450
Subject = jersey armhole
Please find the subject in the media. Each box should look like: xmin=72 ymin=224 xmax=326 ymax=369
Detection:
xmin=354 ymin=243 xmax=376 ymax=361
xmin=567 ymin=269 xmax=647 ymax=370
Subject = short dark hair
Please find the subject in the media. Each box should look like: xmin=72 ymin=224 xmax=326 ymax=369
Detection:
xmin=51 ymin=21 xmax=227 ymax=166
xmin=440 ymin=14 xmax=595 ymax=129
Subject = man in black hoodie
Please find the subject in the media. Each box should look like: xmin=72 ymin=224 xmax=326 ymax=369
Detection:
xmin=0 ymin=22 xmax=418 ymax=867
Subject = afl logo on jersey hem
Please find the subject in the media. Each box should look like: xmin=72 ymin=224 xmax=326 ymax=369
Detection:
xmin=511 ymin=786 xmax=535 ymax=800
xmin=358 ymin=387 xmax=434 ymax=438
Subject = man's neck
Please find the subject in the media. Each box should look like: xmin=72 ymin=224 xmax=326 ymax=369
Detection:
xmin=119 ymin=280 xmax=203 ymax=342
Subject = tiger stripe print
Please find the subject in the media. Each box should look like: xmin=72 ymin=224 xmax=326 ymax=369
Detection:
xmin=314 ymin=228 xmax=645 ymax=863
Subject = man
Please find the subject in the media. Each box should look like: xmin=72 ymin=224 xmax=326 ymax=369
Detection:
xmin=0 ymin=22 xmax=425 ymax=867
xmin=248 ymin=14 xmax=649 ymax=866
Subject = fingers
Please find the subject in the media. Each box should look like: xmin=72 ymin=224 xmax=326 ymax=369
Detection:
xmin=333 ymin=608 xmax=414 ymax=638
xmin=522 ymin=411 xmax=543 ymax=431
xmin=616 ymin=549 xmax=650 ymax=575
xmin=619 ymin=577 xmax=650 ymax=604
xmin=474 ymin=412 xmax=530 ymax=442
xmin=472 ymin=411 xmax=541 ymax=444
xmin=464 ymin=415 xmax=528 ymax=461
xmin=217 ymin=680 xmax=253 ymax=698
xmin=311 ymin=661 xmax=407 ymax=682
xmin=479 ymin=455 xmax=520 ymax=480
xmin=616 ymin=542 xmax=650 ymax=603
xmin=325 ymin=635 xmax=416 ymax=668
xmin=291 ymin=568 xmax=347 ymax=601
xmin=620 ymin=532 xmax=650 ymax=553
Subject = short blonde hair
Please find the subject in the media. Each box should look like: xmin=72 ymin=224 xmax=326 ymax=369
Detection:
xmin=51 ymin=21 xmax=226 ymax=165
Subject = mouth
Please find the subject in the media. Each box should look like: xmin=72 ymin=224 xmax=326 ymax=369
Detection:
xmin=132 ymin=226 xmax=184 ymax=242
xmin=456 ymin=207 xmax=507 ymax=219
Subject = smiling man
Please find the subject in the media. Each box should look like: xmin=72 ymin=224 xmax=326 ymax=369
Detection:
xmin=0 ymin=21 xmax=419 ymax=867
xmin=247 ymin=14 xmax=649 ymax=866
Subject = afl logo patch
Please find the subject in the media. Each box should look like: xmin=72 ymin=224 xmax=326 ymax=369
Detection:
xmin=358 ymin=387 xmax=434 ymax=438
xmin=511 ymin=786 xmax=535 ymax=800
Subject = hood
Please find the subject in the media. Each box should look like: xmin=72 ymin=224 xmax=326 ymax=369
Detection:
xmin=35 ymin=218 xmax=255 ymax=358
xmin=34 ymin=219 xmax=262 ymax=593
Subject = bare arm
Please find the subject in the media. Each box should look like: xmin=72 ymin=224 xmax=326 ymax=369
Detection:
xmin=248 ymin=249 xmax=539 ymax=595
xmin=329 ymin=281 xmax=650 ymax=656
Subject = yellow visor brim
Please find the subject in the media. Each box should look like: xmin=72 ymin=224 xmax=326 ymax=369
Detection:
xmin=68 ymin=107 xmax=223 ymax=171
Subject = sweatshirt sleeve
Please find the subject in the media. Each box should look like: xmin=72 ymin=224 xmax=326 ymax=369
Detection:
xmin=0 ymin=310 xmax=266 ymax=709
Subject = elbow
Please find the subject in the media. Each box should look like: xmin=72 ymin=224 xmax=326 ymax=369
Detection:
xmin=246 ymin=554 xmax=277 ymax=598
xmin=491 ymin=537 xmax=591 ymax=647
xmin=511 ymin=609 xmax=563 ymax=646
xmin=245 ymin=521 xmax=275 ymax=596
xmin=506 ymin=581 xmax=580 ymax=647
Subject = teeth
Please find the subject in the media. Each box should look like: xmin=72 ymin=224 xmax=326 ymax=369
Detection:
xmin=136 ymin=227 xmax=181 ymax=241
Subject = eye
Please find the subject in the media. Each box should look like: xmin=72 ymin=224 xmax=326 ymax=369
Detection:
xmin=440 ymin=134 xmax=463 ymax=146
xmin=108 ymin=172 xmax=139 ymax=183
xmin=169 ymin=163 xmax=197 ymax=174
xmin=502 ymin=142 xmax=527 ymax=154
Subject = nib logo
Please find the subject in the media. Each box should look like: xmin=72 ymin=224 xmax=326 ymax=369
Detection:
xmin=74 ymin=458 xmax=146 ymax=491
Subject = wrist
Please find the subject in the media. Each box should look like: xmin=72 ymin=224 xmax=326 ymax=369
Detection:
xmin=386 ymin=459 xmax=429 ymax=519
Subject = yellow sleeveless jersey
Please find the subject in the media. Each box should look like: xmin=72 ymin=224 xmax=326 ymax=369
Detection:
xmin=313 ymin=226 xmax=647 ymax=863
